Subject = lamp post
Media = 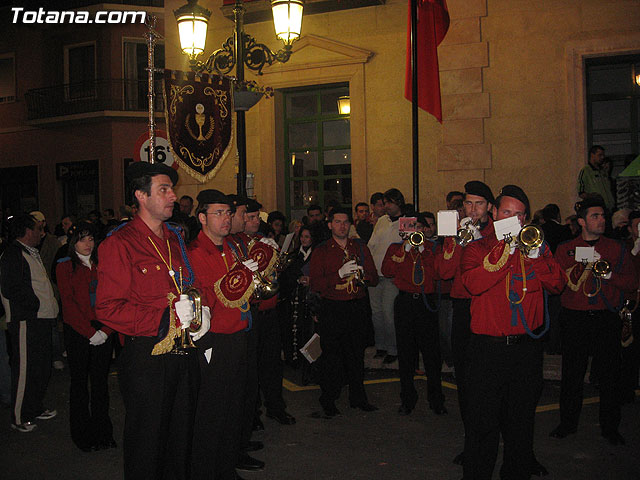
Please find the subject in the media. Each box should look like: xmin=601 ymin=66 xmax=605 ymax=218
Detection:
xmin=175 ymin=0 xmax=304 ymax=196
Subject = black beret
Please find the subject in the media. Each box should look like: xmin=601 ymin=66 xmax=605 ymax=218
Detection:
xmin=196 ymin=189 xmax=233 ymax=209
xmin=126 ymin=161 xmax=178 ymax=186
xmin=498 ymin=184 xmax=530 ymax=217
xmin=227 ymin=194 xmax=250 ymax=208
xmin=464 ymin=181 xmax=495 ymax=205
xmin=246 ymin=198 xmax=263 ymax=213
xmin=575 ymin=193 xmax=606 ymax=216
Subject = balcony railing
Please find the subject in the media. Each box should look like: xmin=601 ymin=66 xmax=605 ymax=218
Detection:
xmin=25 ymin=79 xmax=165 ymax=120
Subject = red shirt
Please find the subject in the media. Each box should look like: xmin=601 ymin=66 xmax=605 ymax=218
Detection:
xmin=309 ymin=237 xmax=378 ymax=301
xmin=555 ymin=235 xmax=637 ymax=311
xmin=381 ymin=242 xmax=437 ymax=294
xmin=57 ymin=259 xmax=113 ymax=339
xmin=189 ymin=231 xmax=253 ymax=334
xmin=435 ymin=218 xmax=494 ymax=299
xmin=461 ymin=234 xmax=566 ymax=336
xmin=96 ymin=216 xmax=189 ymax=337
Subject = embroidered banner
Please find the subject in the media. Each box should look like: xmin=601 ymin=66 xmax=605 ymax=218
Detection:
xmin=164 ymin=69 xmax=234 ymax=182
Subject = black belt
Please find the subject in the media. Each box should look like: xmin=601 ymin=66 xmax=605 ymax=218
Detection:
xmin=399 ymin=290 xmax=428 ymax=300
xmin=475 ymin=333 xmax=537 ymax=346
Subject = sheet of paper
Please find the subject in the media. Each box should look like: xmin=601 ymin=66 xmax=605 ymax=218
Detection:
xmin=204 ymin=347 xmax=212 ymax=364
xmin=574 ymin=246 xmax=595 ymax=263
xmin=281 ymin=232 xmax=295 ymax=253
xmin=399 ymin=217 xmax=417 ymax=233
xmin=299 ymin=333 xmax=322 ymax=363
xmin=437 ymin=210 xmax=459 ymax=236
xmin=493 ymin=216 xmax=521 ymax=242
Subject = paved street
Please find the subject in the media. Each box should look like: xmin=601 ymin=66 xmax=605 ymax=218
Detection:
xmin=2 ymin=351 xmax=639 ymax=480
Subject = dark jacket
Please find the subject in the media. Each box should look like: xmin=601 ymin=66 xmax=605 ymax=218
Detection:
xmin=0 ymin=241 xmax=40 ymax=322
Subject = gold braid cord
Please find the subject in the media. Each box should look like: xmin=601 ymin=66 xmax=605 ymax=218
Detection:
xmin=483 ymin=241 xmax=510 ymax=272
xmin=443 ymin=238 xmax=456 ymax=260
xmin=152 ymin=292 xmax=178 ymax=356
xmin=565 ymin=263 xmax=592 ymax=292
xmin=335 ymin=275 xmax=358 ymax=294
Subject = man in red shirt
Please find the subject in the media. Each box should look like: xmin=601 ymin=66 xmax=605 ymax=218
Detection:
xmin=382 ymin=212 xmax=446 ymax=416
xmin=96 ymin=162 xmax=206 ymax=479
xmin=460 ymin=185 xmax=566 ymax=480
xmin=309 ymin=207 xmax=379 ymax=417
xmin=188 ymin=189 xmax=260 ymax=480
xmin=550 ymin=195 xmax=637 ymax=445
xmin=434 ymin=180 xmax=494 ymax=465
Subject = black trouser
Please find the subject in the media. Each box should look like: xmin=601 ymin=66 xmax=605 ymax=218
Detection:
xmin=394 ymin=291 xmax=444 ymax=409
xmin=257 ymin=307 xmax=286 ymax=414
xmin=240 ymin=316 xmax=259 ymax=449
xmin=318 ymin=297 xmax=368 ymax=408
xmin=117 ymin=336 xmax=199 ymax=480
xmin=464 ymin=334 xmax=543 ymax=480
xmin=621 ymin=307 xmax=640 ymax=401
xmin=192 ymin=331 xmax=247 ymax=480
xmin=9 ymin=318 xmax=52 ymax=425
xmin=64 ymin=324 xmax=113 ymax=449
xmin=559 ymin=308 xmax=622 ymax=432
xmin=451 ymin=298 xmax=471 ymax=429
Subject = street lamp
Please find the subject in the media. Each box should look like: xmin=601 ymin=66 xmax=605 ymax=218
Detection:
xmin=175 ymin=0 xmax=304 ymax=195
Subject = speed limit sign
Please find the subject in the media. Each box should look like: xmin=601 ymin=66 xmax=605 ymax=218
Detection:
xmin=133 ymin=129 xmax=178 ymax=169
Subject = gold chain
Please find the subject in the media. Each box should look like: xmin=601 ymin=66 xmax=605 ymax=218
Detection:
xmin=147 ymin=236 xmax=181 ymax=294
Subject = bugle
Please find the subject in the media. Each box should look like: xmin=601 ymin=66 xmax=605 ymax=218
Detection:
xmin=456 ymin=218 xmax=480 ymax=246
xmin=516 ymin=224 xmax=544 ymax=255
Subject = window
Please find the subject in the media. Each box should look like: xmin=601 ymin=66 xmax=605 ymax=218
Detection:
xmin=123 ymin=40 xmax=164 ymax=110
xmin=284 ymin=84 xmax=351 ymax=220
xmin=0 ymin=53 xmax=16 ymax=104
xmin=586 ymin=54 xmax=640 ymax=178
xmin=64 ymin=42 xmax=96 ymax=100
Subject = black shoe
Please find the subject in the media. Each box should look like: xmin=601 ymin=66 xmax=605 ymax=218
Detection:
xmin=245 ymin=440 xmax=264 ymax=452
xmin=266 ymin=410 xmax=296 ymax=425
xmin=530 ymin=456 xmax=549 ymax=476
xmin=453 ymin=451 xmax=464 ymax=465
xmin=398 ymin=405 xmax=413 ymax=416
xmin=236 ymin=453 xmax=265 ymax=471
xmin=374 ymin=349 xmax=387 ymax=358
xmin=601 ymin=428 xmax=626 ymax=446
xmin=351 ymin=402 xmax=378 ymax=412
xmin=549 ymin=424 xmax=577 ymax=439
xmin=431 ymin=404 xmax=448 ymax=415
xmin=252 ymin=417 xmax=265 ymax=431
xmin=322 ymin=404 xmax=341 ymax=417
xmin=383 ymin=354 xmax=398 ymax=364
xmin=77 ymin=444 xmax=97 ymax=453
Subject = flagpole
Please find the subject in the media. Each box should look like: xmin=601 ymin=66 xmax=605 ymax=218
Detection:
xmin=410 ymin=0 xmax=419 ymax=211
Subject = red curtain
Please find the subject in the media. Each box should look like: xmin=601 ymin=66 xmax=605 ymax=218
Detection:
xmin=404 ymin=0 xmax=450 ymax=123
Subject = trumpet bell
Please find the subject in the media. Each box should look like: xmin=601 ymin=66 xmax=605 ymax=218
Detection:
xmin=518 ymin=225 xmax=544 ymax=253
xmin=592 ymin=259 xmax=611 ymax=278
xmin=408 ymin=231 xmax=425 ymax=247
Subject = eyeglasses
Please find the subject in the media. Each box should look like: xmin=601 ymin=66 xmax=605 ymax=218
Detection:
xmin=206 ymin=210 xmax=234 ymax=217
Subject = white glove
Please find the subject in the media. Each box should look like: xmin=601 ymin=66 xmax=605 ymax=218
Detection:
xmin=260 ymin=237 xmax=280 ymax=250
xmin=190 ymin=306 xmax=210 ymax=342
xmin=527 ymin=247 xmax=540 ymax=259
xmin=632 ymin=237 xmax=640 ymax=256
xmin=404 ymin=242 xmax=412 ymax=252
xmin=89 ymin=330 xmax=108 ymax=346
xmin=338 ymin=260 xmax=358 ymax=278
xmin=418 ymin=244 xmax=425 ymax=253
xmin=602 ymin=271 xmax=612 ymax=280
xmin=242 ymin=259 xmax=259 ymax=272
xmin=593 ymin=250 xmax=601 ymax=261
xmin=460 ymin=217 xmax=482 ymax=240
xmin=175 ymin=295 xmax=195 ymax=329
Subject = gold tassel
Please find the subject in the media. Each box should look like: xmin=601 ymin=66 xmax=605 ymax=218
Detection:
xmin=151 ymin=292 xmax=178 ymax=356
xmin=483 ymin=242 xmax=510 ymax=272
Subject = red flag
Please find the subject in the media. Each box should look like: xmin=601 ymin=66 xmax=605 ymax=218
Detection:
xmin=404 ymin=0 xmax=450 ymax=122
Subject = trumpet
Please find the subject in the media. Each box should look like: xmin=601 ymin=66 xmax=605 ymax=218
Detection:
xmin=175 ymin=286 xmax=202 ymax=352
xmin=400 ymin=230 xmax=425 ymax=247
xmin=592 ymin=259 xmax=611 ymax=278
xmin=515 ymin=224 xmax=544 ymax=255
xmin=230 ymin=239 xmax=279 ymax=301
xmin=456 ymin=218 xmax=480 ymax=246
xmin=342 ymin=250 xmax=366 ymax=287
